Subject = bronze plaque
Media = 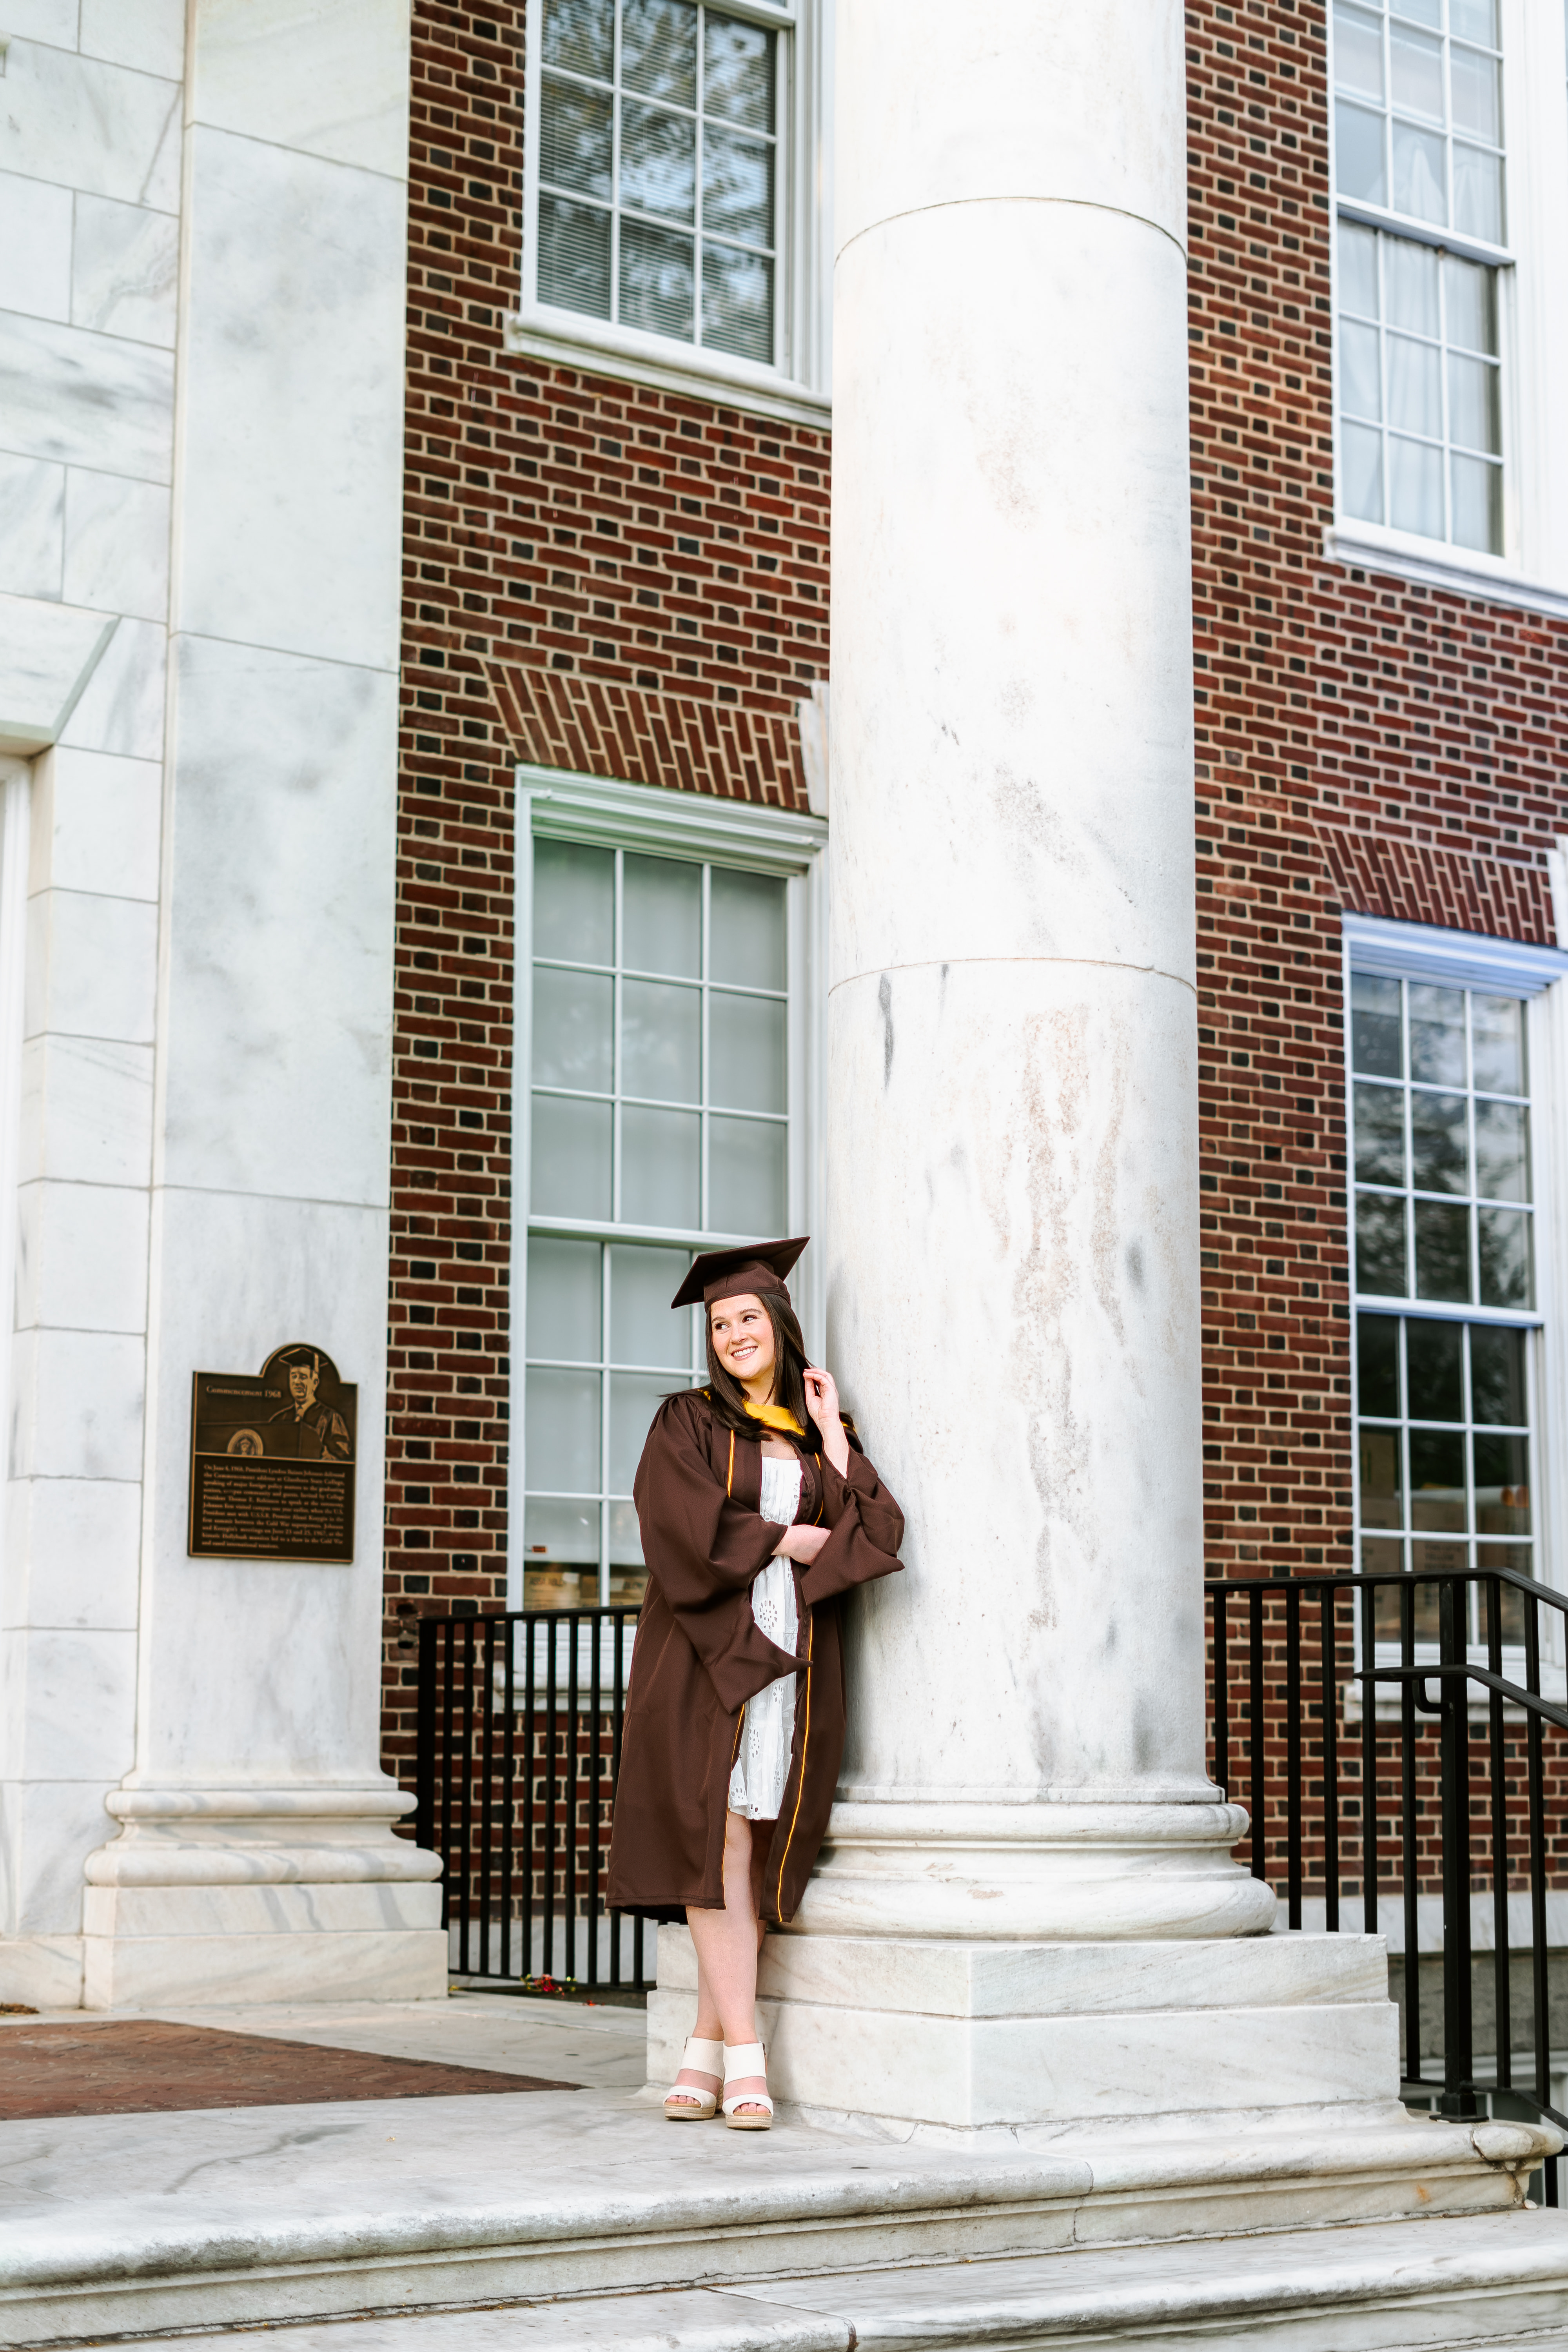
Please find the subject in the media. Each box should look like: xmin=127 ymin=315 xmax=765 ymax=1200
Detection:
xmin=189 ymin=1344 xmax=357 ymax=1563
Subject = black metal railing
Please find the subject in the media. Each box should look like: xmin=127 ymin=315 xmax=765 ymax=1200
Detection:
xmin=413 ymin=1607 xmax=649 ymax=1993
xmin=1209 ymin=1564 xmax=1568 ymax=2203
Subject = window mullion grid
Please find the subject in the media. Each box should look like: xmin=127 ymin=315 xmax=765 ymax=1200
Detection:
xmin=1402 ymin=980 xmax=1415 ymax=1300
xmin=1438 ymin=240 xmax=1453 ymax=545
xmin=611 ymin=0 xmax=623 ymax=328
xmin=1376 ymin=229 xmax=1390 ymax=528
xmin=1399 ymin=1315 xmax=1410 ymax=1582
xmin=700 ymin=860 xmax=711 ymax=1229
xmin=1466 ymin=991 xmax=1478 ymax=1308
xmin=600 ymin=1240 xmax=612 ymax=1606
xmin=612 ymin=848 xmax=624 ymax=1225
xmin=694 ymin=5 xmax=705 ymax=349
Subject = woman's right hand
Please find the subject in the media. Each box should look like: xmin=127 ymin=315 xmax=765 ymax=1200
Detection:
xmin=773 ymin=1523 xmax=829 ymax=1564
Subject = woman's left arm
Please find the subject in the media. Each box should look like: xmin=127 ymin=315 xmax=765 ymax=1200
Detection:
xmin=797 ymin=1370 xmax=904 ymax=1606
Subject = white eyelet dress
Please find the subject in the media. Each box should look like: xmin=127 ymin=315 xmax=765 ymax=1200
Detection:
xmin=727 ymin=1454 xmax=803 ymax=1822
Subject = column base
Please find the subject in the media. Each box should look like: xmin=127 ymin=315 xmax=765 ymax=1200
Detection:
xmin=795 ymin=1800 xmax=1279 ymax=1938
xmin=651 ymin=1926 xmax=1561 ymax=2236
xmin=79 ymin=1783 xmax=446 ymax=2008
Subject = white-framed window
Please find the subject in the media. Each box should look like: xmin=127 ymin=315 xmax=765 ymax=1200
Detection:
xmin=1327 ymin=0 xmax=1568 ymax=611
xmin=510 ymin=0 xmax=832 ymax=426
xmin=510 ymin=766 xmax=826 ymax=1608
xmin=1345 ymin=915 xmax=1568 ymax=1656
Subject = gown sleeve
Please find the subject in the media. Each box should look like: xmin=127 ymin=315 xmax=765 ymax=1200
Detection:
xmin=797 ymin=1430 xmax=905 ymax=1608
xmin=633 ymin=1394 xmax=808 ymax=1714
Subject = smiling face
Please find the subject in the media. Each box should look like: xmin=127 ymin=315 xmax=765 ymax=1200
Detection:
xmin=708 ymin=1293 xmax=777 ymax=1401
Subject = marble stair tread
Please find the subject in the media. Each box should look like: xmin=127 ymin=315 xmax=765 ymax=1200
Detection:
xmin=69 ymin=2214 xmax=1568 ymax=2352
xmin=0 ymin=2087 xmax=1553 ymax=2343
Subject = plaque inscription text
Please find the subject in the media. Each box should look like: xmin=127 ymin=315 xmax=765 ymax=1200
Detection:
xmin=188 ymin=1344 xmax=357 ymax=1563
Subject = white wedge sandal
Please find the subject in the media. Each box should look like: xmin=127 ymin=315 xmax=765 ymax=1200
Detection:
xmin=721 ymin=2040 xmax=773 ymax=2131
xmin=663 ymin=2034 xmax=724 ymax=2120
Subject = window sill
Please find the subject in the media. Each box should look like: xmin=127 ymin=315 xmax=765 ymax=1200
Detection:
xmin=502 ymin=312 xmax=832 ymax=431
xmin=1324 ymin=524 xmax=1568 ymax=622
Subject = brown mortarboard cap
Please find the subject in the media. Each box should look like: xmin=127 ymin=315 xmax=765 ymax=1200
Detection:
xmin=670 ymin=1236 xmax=809 ymax=1311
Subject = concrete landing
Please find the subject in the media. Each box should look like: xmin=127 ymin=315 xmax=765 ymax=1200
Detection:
xmin=0 ymin=2081 xmax=1559 ymax=2345
xmin=40 ymin=2216 xmax=1568 ymax=2351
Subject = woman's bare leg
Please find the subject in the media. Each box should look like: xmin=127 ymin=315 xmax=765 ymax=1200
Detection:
xmin=683 ymin=1809 xmax=769 ymax=2112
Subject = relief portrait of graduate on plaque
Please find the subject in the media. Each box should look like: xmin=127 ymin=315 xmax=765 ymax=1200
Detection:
xmin=189 ymin=1344 xmax=358 ymax=1563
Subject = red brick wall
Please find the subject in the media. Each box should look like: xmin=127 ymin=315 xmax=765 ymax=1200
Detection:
xmin=383 ymin=2 xmax=831 ymax=1784
xmin=1185 ymin=0 xmax=1568 ymax=1583
xmin=384 ymin=1 xmax=1568 ymax=1795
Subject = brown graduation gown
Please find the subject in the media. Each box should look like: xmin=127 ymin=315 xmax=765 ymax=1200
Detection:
xmin=606 ymin=1386 xmax=904 ymax=1927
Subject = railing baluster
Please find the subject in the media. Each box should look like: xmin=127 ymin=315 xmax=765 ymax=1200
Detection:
xmin=1321 ymin=1582 xmax=1339 ymax=1934
xmin=566 ymin=1606 xmax=581 ymax=1987
xmin=439 ymin=1620 xmax=457 ymax=1950
xmin=1249 ymin=1584 xmax=1266 ymax=1886
xmin=588 ymin=1609 xmax=604 ymax=1990
xmin=1285 ymin=1577 xmax=1302 ymax=1930
xmin=501 ymin=1614 xmax=516 ymax=1980
xmin=1438 ymin=1575 xmax=1474 ymax=2117
xmin=1212 ymin=1583 xmax=1229 ymax=1798
xmin=523 ymin=1607 xmax=537 ymax=1984
xmin=477 ymin=1615 xmax=497 ymax=1978
xmin=1524 ymin=1590 xmax=1555 ymax=2205
xmin=545 ymin=1609 xmax=560 ymax=1982
xmin=1486 ymin=1572 xmax=1510 ymax=2094
xmin=1399 ymin=1573 xmax=1421 ymax=2089
xmin=1361 ymin=1579 xmax=1378 ymax=1937
xmin=457 ymin=1618 xmax=476 ymax=1979
xmin=415 ymin=1613 xmax=436 ymax=1880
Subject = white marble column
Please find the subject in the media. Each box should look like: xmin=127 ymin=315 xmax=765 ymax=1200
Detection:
xmin=804 ymin=0 xmax=1269 ymax=1947
xmin=74 ymin=0 xmax=442 ymax=2008
xmin=646 ymin=0 xmax=1350 ymax=2136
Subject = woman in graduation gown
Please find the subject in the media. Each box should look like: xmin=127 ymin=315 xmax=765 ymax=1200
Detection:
xmin=606 ymin=1237 xmax=904 ymax=2129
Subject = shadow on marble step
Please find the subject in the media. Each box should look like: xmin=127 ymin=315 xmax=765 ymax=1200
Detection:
xmin=0 ymin=2087 xmax=1557 ymax=2344
xmin=51 ymin=2213 xmax=1568 ymax=2352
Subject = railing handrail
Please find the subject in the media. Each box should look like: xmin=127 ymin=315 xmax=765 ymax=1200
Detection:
xmin=1205 ymin=1565 xmax=1567 ymax=1616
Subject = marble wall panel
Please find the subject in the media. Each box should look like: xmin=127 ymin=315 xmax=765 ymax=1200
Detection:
xmin=78 ymin=0 xmax=185 ymax=80
xmin=4 ymin=1629 xmax=136 ymax=1781
xmin=15 ymin=1181 xmax=150 ymax=1334
xmin=31 ymin=747 xmax=162 ymax=900
xmin=0 ymin=39 xmax=179 ymax=206
xmin=161 ymin=635 xmax=396 ymax=1205
xmin=25 ymin=889 xmax=158 ymax=1044
xmin=176 ymin=127 xmax=406 ymax=670
xmin=71 ymin=196 xmax=180 ymax=346
xmin=136 ymin=1186 xmax=389 ymax=1784
xmin=58 ymin=615 xmax=166 ymax=758
xmin=2 ymin=1 xmax=79 ymax=47
xmin=4 ymin=1474 xmax=142 ymax=1630
xmin=191 ymin=0 xmax=411 ymax=180
xmin=18 ymin=1035 xmax=155 ymax=1185
xmin=62 ymin=473 xmax=171 ymax=624
xmin=0 ymin=172 xmax=73 ymax=321
xmin=0 ymin=457 xmax=64 ymax=599
xmin=0 ymin=313 xmax=174 ymax=480
xmin=8 ymin=1328 xmax=146 ymax=1480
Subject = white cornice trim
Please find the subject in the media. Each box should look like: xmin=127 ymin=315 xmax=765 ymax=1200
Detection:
xmin=1343 ymin=910 xmax=1568 ymax=996
xmin=1323 ymin=527 xmax=1568 ymax=622
xmin=519 ymin=763 xmax=827 ymax=873
xmin=502 ymin=316 xmax=832 ymax=432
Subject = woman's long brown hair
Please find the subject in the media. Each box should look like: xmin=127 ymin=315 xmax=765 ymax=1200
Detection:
xmin=701 ymin=1287 xmax=822 ymax=1454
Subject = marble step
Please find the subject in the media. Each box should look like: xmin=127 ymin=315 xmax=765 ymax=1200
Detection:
xmin=88 ymin=2214 xmax=1568 ymax=2352
xmin=0 ymin=2088 xmax=1556 ymax=2345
